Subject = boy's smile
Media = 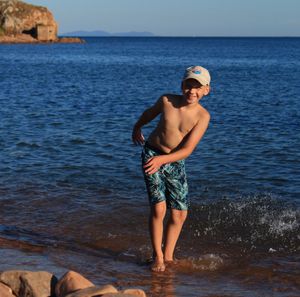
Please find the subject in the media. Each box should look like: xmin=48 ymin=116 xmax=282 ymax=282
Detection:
xmin=182 ymin=78 xmax=209 ymax=105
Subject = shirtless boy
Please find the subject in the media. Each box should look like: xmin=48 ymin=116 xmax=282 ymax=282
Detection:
xmin=132 ymin=66 xmax=211 ymax=272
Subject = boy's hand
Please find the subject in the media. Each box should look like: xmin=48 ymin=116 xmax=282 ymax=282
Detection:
xmin=132 ymin=126 xmax=145 ymax=145
xmin=143 ymin=156 xmax=165 ymax=175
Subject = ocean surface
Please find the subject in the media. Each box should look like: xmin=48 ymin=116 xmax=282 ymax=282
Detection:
xmin=0 ymin=37 xmax=299 ymax=296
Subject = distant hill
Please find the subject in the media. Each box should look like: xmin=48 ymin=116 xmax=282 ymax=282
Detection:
xmin=61 ymin=30 xmax=155 ymax=37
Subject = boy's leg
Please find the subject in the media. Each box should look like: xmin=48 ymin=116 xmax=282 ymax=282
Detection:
xmin=164 ymin=209 xmax=188 ymax=262
xmin=149 ymin=201 xmax=167 ymax=271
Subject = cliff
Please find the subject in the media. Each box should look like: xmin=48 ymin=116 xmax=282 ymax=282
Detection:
xmin=0 ymin=0 xmax=83 ymax=43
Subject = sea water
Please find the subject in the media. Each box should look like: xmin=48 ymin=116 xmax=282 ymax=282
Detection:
xmin=0 ymin=37 xmax=299 ymax=296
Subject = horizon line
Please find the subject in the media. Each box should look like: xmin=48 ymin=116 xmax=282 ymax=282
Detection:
xmin=59 ymin=34 xmax=300 ymax=38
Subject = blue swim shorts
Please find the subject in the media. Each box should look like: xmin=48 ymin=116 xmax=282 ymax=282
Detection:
xmin=141 ymin=142 xmax=189 ymax=210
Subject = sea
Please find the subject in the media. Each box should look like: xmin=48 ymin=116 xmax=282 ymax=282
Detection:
xmin=0 ymin=37 xmax=299 ymax=297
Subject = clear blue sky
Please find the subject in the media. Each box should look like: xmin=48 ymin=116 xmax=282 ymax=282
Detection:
xmin=25 ymin=0 xmax=300 ymax=36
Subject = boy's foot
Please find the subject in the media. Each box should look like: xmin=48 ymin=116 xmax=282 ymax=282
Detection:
xmin=165 ymin=259 xmax=177 ymax=264
xmin=165 ymin=258 xmax=178 ymax=266
xmin=151 ymin=259 xmax=166 ymax=272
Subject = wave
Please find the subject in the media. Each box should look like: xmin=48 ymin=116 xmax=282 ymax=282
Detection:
xmin=187 ymin=195 xmax=300 ymax=254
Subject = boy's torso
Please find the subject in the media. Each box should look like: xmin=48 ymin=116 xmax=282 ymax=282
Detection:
xmin=147 ymin=94 xmax=207 ymax=153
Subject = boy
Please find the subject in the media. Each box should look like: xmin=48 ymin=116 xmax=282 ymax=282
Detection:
xmin=132 ymin=66 xmax=211 ymax=272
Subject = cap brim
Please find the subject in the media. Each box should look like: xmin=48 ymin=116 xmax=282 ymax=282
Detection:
xmin=183 ymin=74 xmax=208 ymax=86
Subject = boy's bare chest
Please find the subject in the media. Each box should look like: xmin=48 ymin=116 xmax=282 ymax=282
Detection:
xmin=160 ymin=108 xmax=199 ymax=135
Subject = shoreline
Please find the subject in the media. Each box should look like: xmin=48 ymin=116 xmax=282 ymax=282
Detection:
xmin=1 ymin=240 xmax=299 ymax=297
xmin=0 ymin=34 xmax=85 ymax=44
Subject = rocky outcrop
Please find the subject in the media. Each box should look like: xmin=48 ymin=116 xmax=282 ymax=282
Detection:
xmin=0 ymin=270 xmax=146 ymax=297
xmin=0 ymin=0 xmax=57 ymax=39
xmin=0 ymin=0 xmax=83 ymax=43
xmin=0 ymin=33 xmax=84 ymax=43
xmin=57 ymin=37 xmax=84 ymax=44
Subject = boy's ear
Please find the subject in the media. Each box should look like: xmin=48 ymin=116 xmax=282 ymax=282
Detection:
xmin=204 ymin=85 xmax=210 ymax=96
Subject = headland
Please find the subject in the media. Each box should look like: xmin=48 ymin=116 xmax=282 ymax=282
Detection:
xmin=0 ymin=0 xmax=84 ymax=44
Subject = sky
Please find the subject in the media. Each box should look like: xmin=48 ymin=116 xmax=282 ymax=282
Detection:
xmin=25 ymin=0 xmax=300 ymax=36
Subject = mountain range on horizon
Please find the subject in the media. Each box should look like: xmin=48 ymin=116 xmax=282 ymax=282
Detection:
xmin=61 ymin=30 xmax=155 ymax=37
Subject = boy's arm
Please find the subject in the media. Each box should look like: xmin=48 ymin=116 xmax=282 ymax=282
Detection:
xmin=132 ymin=96 xmax=163 ymax=145
xmin=144 ymin=112 xmax=210 ymax=174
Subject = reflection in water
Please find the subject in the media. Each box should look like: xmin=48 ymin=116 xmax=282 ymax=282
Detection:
xmin=150 ymin=269 xmax=176 ymax=297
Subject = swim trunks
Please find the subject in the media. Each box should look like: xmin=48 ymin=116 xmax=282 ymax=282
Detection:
xmin=141 ymin=142 xmax=189 ymax=210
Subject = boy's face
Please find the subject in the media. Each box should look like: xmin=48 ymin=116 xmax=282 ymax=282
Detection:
xmin=182 ymin=79 xmax=210 ymax=105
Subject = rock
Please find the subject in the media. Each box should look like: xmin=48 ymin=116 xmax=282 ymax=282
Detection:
xmin=0 ymin=0 xmax=84 ymax=43
xmin=0 ymin=0 xmax=58 ymax=40
xmin=101 ymin=292 xmax=142 ymax=297
xmin=20 ymin=271 xmax=57 ymax=297
xmin=0 ymin=282 xmax=16 ymax=297
xmin=0 ymin=270 xmax=57 ymax=297
xmin=0 ymin=269 xmax=146 ymax=297
xmin=0 ymin=33 xmax=84 ymax=43
xmin=58 ymin=37 xmax=85 ymax=43
xmin=102 ymin=289 xmax=147 ymax=297
xmin=120 ymin=289 xmax=147 ymax=297
xmin=0 ymin=270 xmax=24 ymax=295
xmin=64 ymin=285 xmax=118 ymax=297
xmin=0 ymin=32 xmax=37 ymax=42
xmin=55 ymin=271 xmax=95 ymax=297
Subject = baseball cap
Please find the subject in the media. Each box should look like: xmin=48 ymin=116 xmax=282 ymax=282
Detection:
xmin=183 ymin=66 xmax=211 ymax=86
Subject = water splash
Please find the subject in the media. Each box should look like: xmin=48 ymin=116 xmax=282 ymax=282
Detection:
xmin=188 ymin=195 xmax=300 ymax=254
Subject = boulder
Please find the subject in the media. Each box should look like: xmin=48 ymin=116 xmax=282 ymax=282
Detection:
xmin=120 ymin=289 xmax=147 ymax=297
xmin=0 ymin=282 xmax=16 ymax=297
xmin=102 ymin=289 xmax=146 ymax=297
xmin=64 ymin=285 xmax=118 ymax=297
xmin=0 ymin=269 xmax=146 ymax=297
xmin=101 ymin=292 xmax=144 ymax=297
xmin=0 ymin=270 xmax=24 ymax=296
xmin=20 ymin=271 xmax=57 ymax=297
xmin=0 ymin=270 xmax=57 ymax=297
xmin=55 ymin=271 xmax=146 ymax=297
xmin=55 ymin=271 xmax=95 ymax=297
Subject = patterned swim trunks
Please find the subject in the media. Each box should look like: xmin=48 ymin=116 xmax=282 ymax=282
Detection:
xmin=141 ymin=142 xmax=189 ymax=210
